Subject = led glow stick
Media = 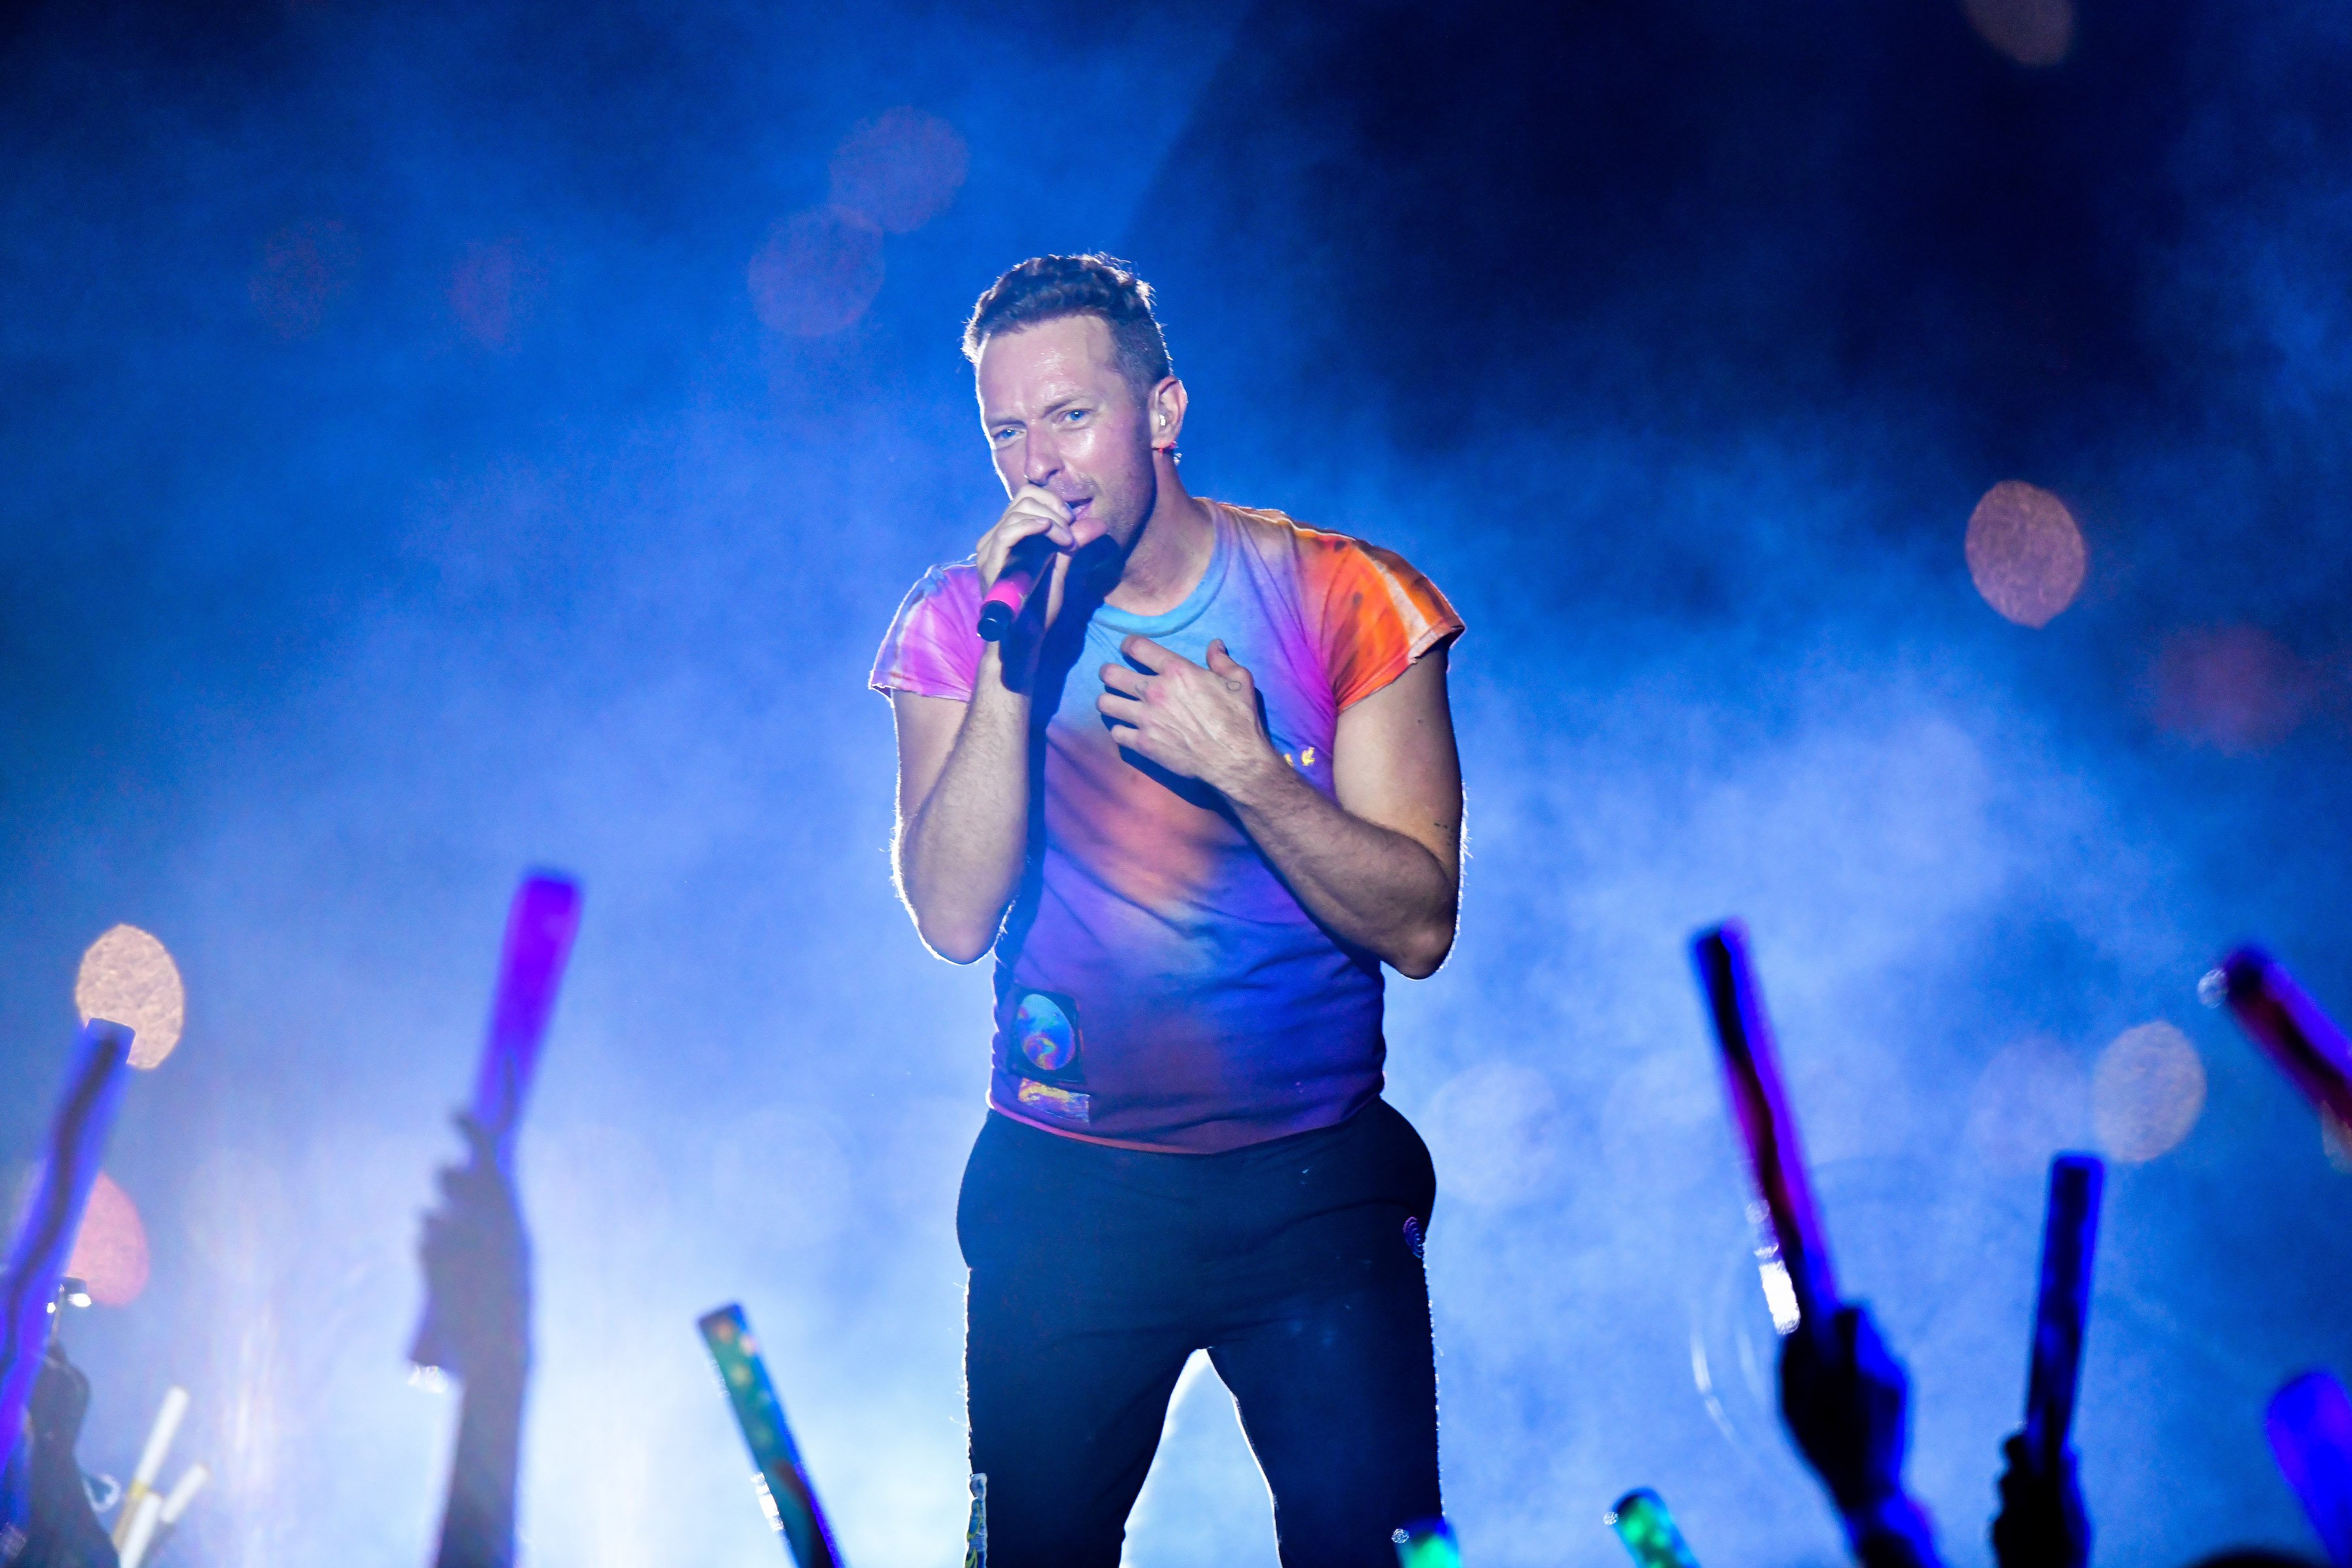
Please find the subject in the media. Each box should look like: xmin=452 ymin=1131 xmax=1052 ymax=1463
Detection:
xmin=1607 ymin=1489 xmax=1703 ymax=1568
xmin=110 ymin=1384 xmax=189 ymax=1548
xmin=2021 ymin=1155 xmax=2102 ymax=1472
xmin=1392 ymin=1517 xmax=1461 ymax=1568
xmin=410 ymin=872 xmax=581 ymax=1374
xmin=2268 ymin=1371 xmax=2352 ymax=1568
xmin=1691 ymin=923 xmax=1838 ymax=1340
xmin=132 ymin=1463 xmax=210 ymax=1568
xmin=2221 ymin=947 xmax=2352 ymax=1128
xmin=698 ymin=1304 xmax=841 ymax=1568
xmin=0 ymin=1019 xmax=133 ymax=1495
xmin=116 ymin=1490 xmax=163 ymax=1568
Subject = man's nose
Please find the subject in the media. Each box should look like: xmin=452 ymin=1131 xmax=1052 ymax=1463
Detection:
xmin=1021 ymin=430 xmax=1060 ymax=487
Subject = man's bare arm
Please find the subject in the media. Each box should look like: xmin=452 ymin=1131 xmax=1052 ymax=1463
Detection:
xmin=891 ymin=665 xmax=1030 ymax=964
xmin=890 ymin=485 xmax=1083 ymax=964
xmin=1096 ymin=638 xmax=1462 ymax=977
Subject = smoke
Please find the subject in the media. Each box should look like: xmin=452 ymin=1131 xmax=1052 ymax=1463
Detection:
xmin=5 ymin=0 xmax=2352 ymax=1563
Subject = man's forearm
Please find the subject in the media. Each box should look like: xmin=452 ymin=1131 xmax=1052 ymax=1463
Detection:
xmin=436 ymin=1367 xmax=525 ymax=1568
xmin=1223 ymin=754 xmax=1457 ymax=978
xmin=898 ymin=655 xmax=1034 ymax=962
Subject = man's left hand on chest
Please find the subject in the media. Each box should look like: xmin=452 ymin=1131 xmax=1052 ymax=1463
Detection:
xmin=1096 ymin=635 xmax=1288 ymax=798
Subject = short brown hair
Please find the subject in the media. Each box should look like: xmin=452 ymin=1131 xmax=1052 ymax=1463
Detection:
xmin=962 ymin=253 xmax=1173 ymax=400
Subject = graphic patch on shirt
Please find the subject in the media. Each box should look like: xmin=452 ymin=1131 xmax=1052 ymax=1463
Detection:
xmin=1014 ymin=1078 xmax=1093 ymax=1124
xmin=1014 ymin=989 xmax=1081 ymax=1073
xmin=1005 ymin=988 xmax=1090 ymax=1123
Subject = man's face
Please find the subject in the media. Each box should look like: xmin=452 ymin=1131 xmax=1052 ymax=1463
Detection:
xmin=975 ymin=314 xmax=1160 ymax=553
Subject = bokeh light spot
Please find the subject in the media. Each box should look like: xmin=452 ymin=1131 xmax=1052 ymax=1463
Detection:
xmin=828 ymin=108 xmax=969 ymax=235
xmin=1966 ymin=480 xmax=2086 ymax=627
xmin=449 ymin=238 xmax=542 ymax=350
xmin=75 ymin=924 xmax=185 ymax=1070
xmin=1965 ymin=1037 xmax=2089 ymax=1173
xmin=1423 ymin=1061 xmax=1563 ymax=1205
xmin=1962 ymin=0 xmax=2075 ymax=67
xmin=748 ymin=206 xmax=885 ymax=336
xmin=2325 ymin=1109 xmax=2352 ymax=1175
xmin=250 ymin=219 xmax=358 ymax=339
xmin=67 ymin=1171 xmax=150 ymax=1307
xmin=2149 ymin=625 xmax=2313 ymax=753
xmin=2093 ymin=1021 xmax=2206 ymax=1164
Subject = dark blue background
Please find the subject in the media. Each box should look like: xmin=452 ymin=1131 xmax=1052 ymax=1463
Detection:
xmin=5 ymin=0 xmax=2350 ymax=1561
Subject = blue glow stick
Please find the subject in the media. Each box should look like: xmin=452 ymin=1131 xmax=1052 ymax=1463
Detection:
xmin=0 ymin=1020 xmax=135 ymax=1495
xmin=1692 ymin=922 xmax=1839 ymax=1342
xmin=2023 ymin=1154 xmax=2104 ymax=1470
xmin=2221 ymin=947 xmax=2352 ymax=1129
xmin=699 ymin=1304 xmax=842 ymax=1568
xmin=2268 ymin=1370 xmax=2352 ymax=1568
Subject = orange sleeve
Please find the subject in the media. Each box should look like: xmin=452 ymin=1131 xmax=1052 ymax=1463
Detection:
xmin=1320 ymin=539 xmax=1463 ymax=711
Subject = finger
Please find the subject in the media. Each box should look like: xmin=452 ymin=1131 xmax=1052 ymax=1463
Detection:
xmin=1096 ymin=690 xmax=1146 ymax=726
xmin=982 ymin=508 xmax=1070 ymax=557
xmin=1013 ymin=483 xmax=1073 ymax=522
xmin=1098 ymin=662 xmax=1147 ymax=697
xmin=1204 ymin=639 xmax=1253 ymax=685
xmin=1119 ymin=634 xmax=1193 ymax=673
xmin=1003 ymin=493 xmax=1077 ymax=536
xmin=454 ymin=1111 xmax=498 ymax=1160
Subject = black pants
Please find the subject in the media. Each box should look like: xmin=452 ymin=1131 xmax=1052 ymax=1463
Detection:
xmin=957 ymin=1099 xmax=1441 ymax=1568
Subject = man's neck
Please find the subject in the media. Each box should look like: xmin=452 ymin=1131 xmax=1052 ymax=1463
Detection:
xmin=1103 ymin=464 xmax=1215 ymax=617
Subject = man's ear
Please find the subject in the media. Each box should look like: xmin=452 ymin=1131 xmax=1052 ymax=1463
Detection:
xmin=1149 ymin=376 xmax=1187 ymax=451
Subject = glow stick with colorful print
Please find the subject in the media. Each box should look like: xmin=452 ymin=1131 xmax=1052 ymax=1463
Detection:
xmin=110 ymin=1384 xmax=189 ymax=1548
xmin=410 ymin=872 xmax=581 ymax=1375
xmin=1392 ymin=1517 xmax=1460 ymax=1568
xmin=698 ymin=1304 xmax=841 ymax=1568
xmin=1691 ymin=922 xmax=1839 ymax=1341
xmin=2268 ymin=1370 xmax=2352 ymax=1568
xmin=1607 ymin=1489 xmax=1703 ymax=1568
xmin=2022 ymin=1155 xmax=2103 ymax=1472
xmin=0 ymin=1019 xmax=133 ymax=1495
xmin=2220 ymin=947 xmax=2352 ymax=1128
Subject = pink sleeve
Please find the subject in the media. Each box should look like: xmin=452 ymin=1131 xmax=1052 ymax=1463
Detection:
xmin=870 ymin=564 xmax=985 ymax=700
xmin=1320 ymin=540 xmax=1464 ymax=711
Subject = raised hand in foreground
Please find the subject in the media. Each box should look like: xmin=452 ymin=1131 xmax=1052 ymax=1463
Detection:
xmin=1991 ymin=1431 xmax=2089 ymax=1568
xmin=421 ymin=1115 xmax=530 ymax=1568
xmin=1780 ymin=1305 xmax=1943 ymax=1568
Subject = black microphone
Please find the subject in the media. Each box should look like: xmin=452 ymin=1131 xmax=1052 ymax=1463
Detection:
xmin=977 ymin=533 xmax=1057 ymax=642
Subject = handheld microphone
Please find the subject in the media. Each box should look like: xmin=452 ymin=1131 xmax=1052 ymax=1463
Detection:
xmin=977 ymin=533 xmax=1057 ymax=642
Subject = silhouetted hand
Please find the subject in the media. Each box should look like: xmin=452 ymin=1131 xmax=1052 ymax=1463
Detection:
xmin=22 ymin=1339 xmax=118 ymax=1568
xmin=419 ymin=1115 xmax=530 ymax=1388
xmin=1780 ymin=1304 xmax=1942 ymax=1567
xmin=421 ymin=1115 xmax=530 ymax=1568
xmin=1991 ymin=1433 xmax=2089 ymax=1568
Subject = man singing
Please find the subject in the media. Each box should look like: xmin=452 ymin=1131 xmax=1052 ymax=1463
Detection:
xmin=871 ymin=254 xmax=1465 ymax=1567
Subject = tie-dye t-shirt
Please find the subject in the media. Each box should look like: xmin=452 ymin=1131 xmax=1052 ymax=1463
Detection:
xmin=870 ymin=502 xmax=1462 ymax=1153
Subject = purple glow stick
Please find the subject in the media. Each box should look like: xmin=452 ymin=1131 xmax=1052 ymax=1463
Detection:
xmin=1692 ymin=922 xmax=1840 ymax=1340
xmin=0 ymin=1020 xmax=134 ymax=1485
xmin=2221 ymin=947 xmax=2352 ymax=1130
xmin=410 ymin=872 xmax=581 ymax=1374
xmin=2022 ymin=1154 xmax=2103 ymax=1471
xmin=466 ymin=873 xmax=583 ymax=1164
xmin=2267 ymin=1370 xmax=2352 ymax=1568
